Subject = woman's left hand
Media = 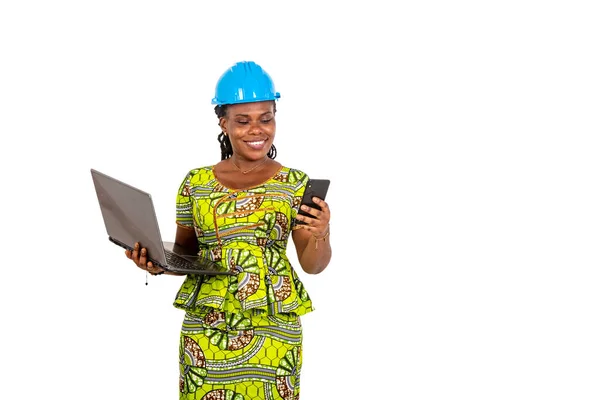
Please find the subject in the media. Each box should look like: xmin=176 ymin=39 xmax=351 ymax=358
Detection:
xmin=295 ymin=197 xmax=331 ymax=236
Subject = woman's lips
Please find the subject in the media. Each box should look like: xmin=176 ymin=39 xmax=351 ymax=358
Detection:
xmin=245 ymin=139 xmax=267 ymax=150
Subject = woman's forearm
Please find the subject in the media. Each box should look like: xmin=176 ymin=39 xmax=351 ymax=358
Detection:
xmin=299 ymin=234 xmax=332 ymax=274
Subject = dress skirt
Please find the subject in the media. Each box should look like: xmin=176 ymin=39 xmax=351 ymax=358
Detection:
xmin=179 ymin=311 xmax=303 ymax=400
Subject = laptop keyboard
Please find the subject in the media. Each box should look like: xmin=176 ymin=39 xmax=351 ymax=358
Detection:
xmin=165 ymin=251 xmax=197 ymax=269
xmin=165 ymin=251 xmax=215 ymax=271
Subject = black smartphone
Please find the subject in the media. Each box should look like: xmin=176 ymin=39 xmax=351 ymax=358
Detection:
xmin=296 ymin=179 xmax=330 ymax=224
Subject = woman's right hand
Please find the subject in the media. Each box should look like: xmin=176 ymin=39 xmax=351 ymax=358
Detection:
xmin=125 ymin=242 xmax=165 ymax=275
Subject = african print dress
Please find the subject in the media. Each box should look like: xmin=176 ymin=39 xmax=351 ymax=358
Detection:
xmin=173 ymin=166 xmax=314 ymax=400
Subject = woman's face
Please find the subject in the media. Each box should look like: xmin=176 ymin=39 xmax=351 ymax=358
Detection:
xmin=220 ymin=101 xmax=276 ymax=161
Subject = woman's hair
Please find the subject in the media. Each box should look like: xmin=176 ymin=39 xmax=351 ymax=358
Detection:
xmin=215 ymin=103 xmax=278 ymax=160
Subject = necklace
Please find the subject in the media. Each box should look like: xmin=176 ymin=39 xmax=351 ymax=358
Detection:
xmin=231 ymin=157 xmax=268 ymax=174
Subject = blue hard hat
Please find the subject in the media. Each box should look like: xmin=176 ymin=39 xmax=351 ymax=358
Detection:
xmin=211 ymin=61 xmax=281 ymax=105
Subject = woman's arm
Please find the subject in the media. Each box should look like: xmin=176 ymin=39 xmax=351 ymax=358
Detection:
xmin=175 ymin=224 xmax=199 ymax=254
xmin=292 ymin=225 xmax=331 ymax=274
xmin=292 ymin=197 xmax=332 ymax=274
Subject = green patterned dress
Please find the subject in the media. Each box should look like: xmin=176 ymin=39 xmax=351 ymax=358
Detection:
xmin=174 ymin=165 xmax=314 ymax=400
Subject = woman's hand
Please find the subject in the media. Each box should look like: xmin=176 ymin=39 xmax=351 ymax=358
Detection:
xmin=125 ymin=242 xmax=166 ymax=275
xmin=295 ymin=197 xmax=331 ymax=237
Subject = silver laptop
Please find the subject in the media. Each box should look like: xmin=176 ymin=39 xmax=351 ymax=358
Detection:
xmin=91 ymin=168 xmax=233 ymax=276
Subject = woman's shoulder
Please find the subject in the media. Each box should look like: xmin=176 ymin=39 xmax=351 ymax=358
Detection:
xmin=180 ymin=165 xmax=216 ymax=185
xmin=277 ymin=165 xmax=310 ymax=184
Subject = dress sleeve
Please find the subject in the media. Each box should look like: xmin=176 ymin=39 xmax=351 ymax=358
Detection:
xmin=176 ymin=171 xmax=194 ymax=229
xmin=290 ymin=171 xmax=310 ymax=230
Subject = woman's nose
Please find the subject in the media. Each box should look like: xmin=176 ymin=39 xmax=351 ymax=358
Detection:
xmin=248 ymin=121 xmax=262 ymax=134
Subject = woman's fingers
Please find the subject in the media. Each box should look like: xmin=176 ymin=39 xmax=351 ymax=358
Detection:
xmin=125 ymin=242 xmax=164 ymax=273
xmin=300 ymin=205 xmax=321 ymax=219
xmin=127 ymin=242 xmax=147 ymax=270
xmin=300 ymin=198 xmax=330 ymax=220
xmin=312 ymin=197 xmax=330 ymax=215
xmin=146 ymin=261 xmax=167 ymax=275
xmin=139 ymin=247 xmax=148 ymax=268
xmin=131 ymin=242 xmax=140 ymax=262
xmin=296 ymin=197 xmax=330 ymax=235
xmin=295 ymin=216 xmax=329 ymax=236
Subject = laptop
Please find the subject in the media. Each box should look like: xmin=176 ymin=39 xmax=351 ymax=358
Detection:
xmin=91 ymin=168 xmax=234 ymax=276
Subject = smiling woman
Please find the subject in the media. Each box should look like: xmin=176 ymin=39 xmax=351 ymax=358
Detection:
xmin=213 ymin=100 xmax=280 ymax=188
xmin=125 ymin=60 xmax=332 ymax=399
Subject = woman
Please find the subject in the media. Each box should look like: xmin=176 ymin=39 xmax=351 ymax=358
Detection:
xmin=126 ymin=60 xmax=332 ymax=399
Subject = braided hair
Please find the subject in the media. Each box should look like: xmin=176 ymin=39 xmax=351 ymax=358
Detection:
xmin=215 ymin=103 xmax=278 ymax=160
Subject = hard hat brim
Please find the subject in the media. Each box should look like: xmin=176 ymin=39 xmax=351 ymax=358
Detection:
xmin=211 ymin=92 xmax=281 ymax=106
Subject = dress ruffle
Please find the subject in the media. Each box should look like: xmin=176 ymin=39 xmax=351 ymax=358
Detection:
xmin=173 ymin=242 xmax=313 ymax=317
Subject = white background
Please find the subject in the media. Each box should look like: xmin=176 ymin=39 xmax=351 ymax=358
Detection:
xmin=1 ymin=1 xmax=599 ymax=399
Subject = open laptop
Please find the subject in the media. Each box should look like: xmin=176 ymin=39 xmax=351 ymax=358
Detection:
xmin=91 ymin=168 xmax=234 ymax=276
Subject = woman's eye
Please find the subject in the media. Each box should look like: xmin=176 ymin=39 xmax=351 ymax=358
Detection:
xmin=237 ymin=121 xmax=248 ymax=125
xmin=261 ymin=119 xmax=272 ymax=124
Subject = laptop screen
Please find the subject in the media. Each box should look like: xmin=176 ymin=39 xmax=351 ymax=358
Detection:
xmin=91 ymin=169 xmax=168 ymax=265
